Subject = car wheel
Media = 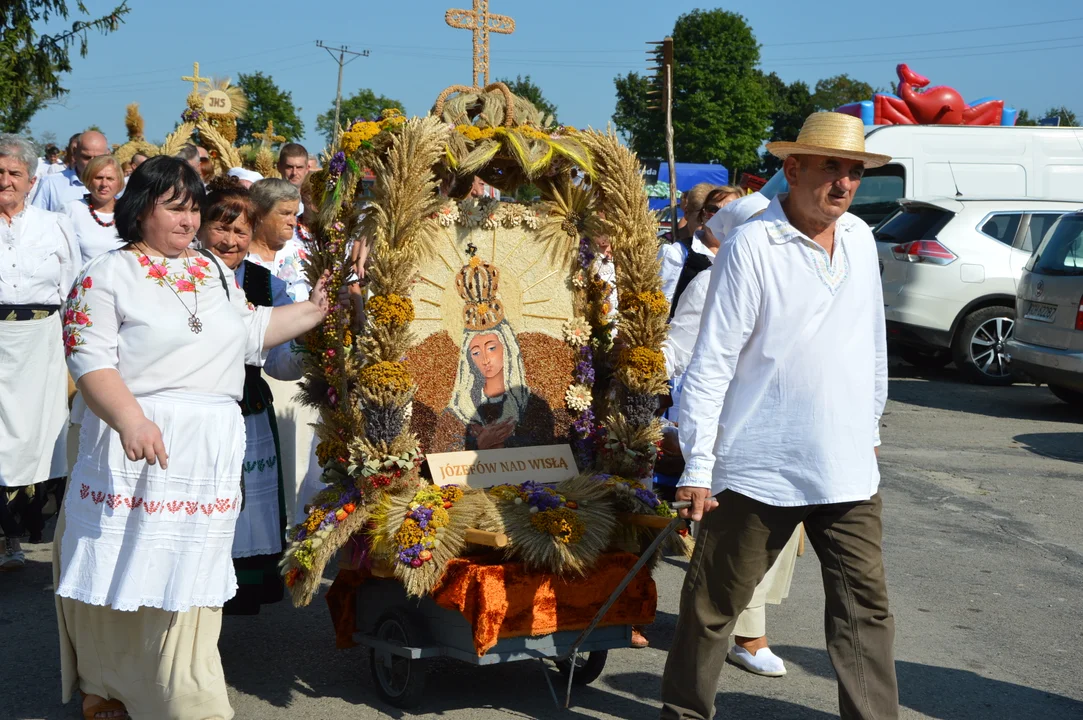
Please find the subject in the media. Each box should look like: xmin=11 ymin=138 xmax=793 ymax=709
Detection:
xmin=1048 ymin=384 xmax=1083 ymax=408
xmin=951 ymin=306 xmax=1016 ymax=386
xmin=369 ymin=609 xmax=428 ymax=709
xmin=898 ymin=346 xmax=952 ymax=370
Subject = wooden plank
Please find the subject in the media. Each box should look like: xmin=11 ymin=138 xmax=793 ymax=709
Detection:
xmin=464 ymin=528 xmax=508 ymax=548
xmin=616 ymin=512 xmax=675 ymax=530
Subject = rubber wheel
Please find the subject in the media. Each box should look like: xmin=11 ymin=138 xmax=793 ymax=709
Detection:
xmin=555 ymin=650 xmax=608 ymax=686
xmin=951 ymin=306 xmax=1017 ymax=386
xmin=1049 ymin=384 xmax=1083 ymax=408
xmin=369 ymin=609 xmax=428 ymax=709
xmin=898 ymin=346 xmax=952 ymax=370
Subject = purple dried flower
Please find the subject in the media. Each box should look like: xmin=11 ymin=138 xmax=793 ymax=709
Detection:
xmin=634 ymin=487 xmax=661 ymax=509
xmin=329 ymin=151 xmax=347 ymax=175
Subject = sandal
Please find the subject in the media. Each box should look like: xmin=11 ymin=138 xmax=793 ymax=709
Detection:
xmin=82 ymin=695 xmax=128 ymax=719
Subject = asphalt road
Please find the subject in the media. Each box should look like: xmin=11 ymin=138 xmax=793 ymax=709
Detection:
xmin=3 ymin=360 xmax=1082 ymax=719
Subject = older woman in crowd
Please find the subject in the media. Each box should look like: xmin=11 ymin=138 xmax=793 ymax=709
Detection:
xmin=0 ymin=134 xmax=78 ymax=570
xmin=63 ymin=155 xmax=124 ymax=266
xmin=248 ymin=178 xmax=307 ymax=302
xmin=54 ymin=156 xmax=330 ymax=720
xmin=198 ymin=178 xmax=302 ymax=615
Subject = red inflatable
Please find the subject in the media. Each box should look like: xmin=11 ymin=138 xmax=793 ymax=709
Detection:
xmin=837 ymin=64 xmax=1012 ymax=126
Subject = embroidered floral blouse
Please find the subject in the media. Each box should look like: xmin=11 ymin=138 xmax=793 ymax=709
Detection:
xmin=63 ymin=248 xmax=272 ymax=400
xmin=246 ymin=238 xmax=310 ymax=303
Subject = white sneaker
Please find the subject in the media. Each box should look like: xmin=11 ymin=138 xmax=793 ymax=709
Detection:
xmin=0 ymin=541 xmax=26 ymax=571
xmin=727 ymin=645 xmax=787 ymax=677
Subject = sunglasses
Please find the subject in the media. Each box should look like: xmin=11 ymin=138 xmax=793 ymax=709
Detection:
xmin=702 ymin=204 xmax=720 ymax=216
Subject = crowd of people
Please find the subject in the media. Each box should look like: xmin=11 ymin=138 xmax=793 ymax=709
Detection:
xmin=0 ymin=110 xmax=898 ymax=720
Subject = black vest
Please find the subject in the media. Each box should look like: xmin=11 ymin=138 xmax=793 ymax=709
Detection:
xmin=238 ymin=261 xmax=275 ymax=416
xmin=669 ymin=238 xmax=713 ymax=320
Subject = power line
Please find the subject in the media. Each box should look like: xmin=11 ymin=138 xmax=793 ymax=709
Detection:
xmin=761 ymin=15 xmax=1083 ymax=47
xmin=315 ymin=41 xmax=370 ymax=139
xmin=763 ymin=33 xmax=1083 ymax=64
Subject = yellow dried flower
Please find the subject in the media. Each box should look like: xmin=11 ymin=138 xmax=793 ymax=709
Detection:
xmin=358 ymin=361 xmax=413 ymax=393
xmin=618 ymin=346 xmax=666 ymax=382
xmin=441 ymin=485 xmax=464 ymax=503
xmin=367 ymin=294 xmax=415 ymax=328
xmin=302 ymin=508 xmax=328 ymax=534
xmin=430 ymin=506 xmax=450 ymax=529
xmin=394 ymin=518 xmax=425 ymax=547
xmin=624 ymin=291 xmax=669 ymax=317
xmin=530 ymin=507 xmax=585 ymax=544
xmin=516 ymin=126 xmax=551 ymax=140
xmin=341 ymin=121 xmax=382 ymax=155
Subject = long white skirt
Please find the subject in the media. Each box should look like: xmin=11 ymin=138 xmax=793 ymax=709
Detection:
xmin=57 ymin=391 xmax=245 ymax=612
xmin=0 ymin=313 xmax=68 ymax=487
xmin=232 ymin=410 xmax=283 ymax=558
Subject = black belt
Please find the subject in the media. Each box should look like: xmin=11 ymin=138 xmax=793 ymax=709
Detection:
xmin=0 ymin=304 xmax=60 ymax=321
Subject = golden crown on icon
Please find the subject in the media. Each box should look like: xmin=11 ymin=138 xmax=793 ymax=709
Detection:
xmin=456 ymin=256 xmax=505 ymax=331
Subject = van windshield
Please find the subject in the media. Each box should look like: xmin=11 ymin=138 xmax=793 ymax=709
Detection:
xmin=1028 ymin=215 xmax=1083 ymax=276
xmin=758 ymin=163 xmax=906 ymax=226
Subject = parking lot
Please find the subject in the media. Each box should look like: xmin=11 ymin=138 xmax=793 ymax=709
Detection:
xmin=3 ymin=359 xmax=1081 ymax=720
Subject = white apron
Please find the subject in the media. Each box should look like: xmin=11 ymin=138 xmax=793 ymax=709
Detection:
xmin=58 ymin=391 xmax=245 ymax=612
xmin=232 ymin=410 xmax=283 ymax=558
xmin=0 ymin=313 xmax=68 ymax=487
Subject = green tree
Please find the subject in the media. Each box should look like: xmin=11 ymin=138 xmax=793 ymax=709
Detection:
xmin=495 ymin=74 xmax=558 ymax=124
xmin=1 ymin=1 xmax=129 ymax=134
xmin=612 ymin=9 xmax=772 ymax=172
xmin=236 ymin=71 xmax=304 ymax=146
xmin=811 ymin=74 xmax=877 ymax=113
xmin=1015 ymin=109 xmax=1037 ymax=126
xmin=315 ymin=88 xmax=404 ymax=144
xmin=759 ymin=72 xmax=814 ymax=174
xmin=1042 ymin=106 xmax=1079 ymax=126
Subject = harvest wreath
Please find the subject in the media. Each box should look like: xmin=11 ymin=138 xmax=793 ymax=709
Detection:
xmin=282 ymin=85 xmax=677 ymax=606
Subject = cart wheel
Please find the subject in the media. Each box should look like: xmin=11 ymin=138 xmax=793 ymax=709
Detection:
xmin=369 ymin=609 xmax=428 ymax=709
xmin=555 ymin=650 xmax=608 ymax=686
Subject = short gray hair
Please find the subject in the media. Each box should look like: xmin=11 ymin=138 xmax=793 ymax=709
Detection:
xmin=250 ymin=177 xmax=301 ymax=218
xmin=176 ymin=144 xmax=200 ymax=163
xmin=0 ymin=134 xmax=39 ymax=177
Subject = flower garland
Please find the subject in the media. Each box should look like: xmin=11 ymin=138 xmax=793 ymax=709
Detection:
xmin=433 ymin=196 xmax=540 ymax=230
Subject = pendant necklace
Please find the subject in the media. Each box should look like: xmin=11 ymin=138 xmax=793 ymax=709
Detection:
xmin=138 ymin=245 xmax=202 ymax=333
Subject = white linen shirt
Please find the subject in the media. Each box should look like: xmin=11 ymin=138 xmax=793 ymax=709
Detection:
xmin=62 ymin=199 xmax=122 ymax=266
xmin=32 ymin=168 xmax=86 ymax=213
xmin=659 ymin=230 xmax=712 ymax=303
xmin=0 ymin=204 xmax=79 ymax=306
xmin=677 ymin=195 xmax=888 ymax=507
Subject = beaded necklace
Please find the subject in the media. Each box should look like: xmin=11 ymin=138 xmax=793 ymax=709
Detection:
xmin=85 ymin=194 xmax=115 ymax=228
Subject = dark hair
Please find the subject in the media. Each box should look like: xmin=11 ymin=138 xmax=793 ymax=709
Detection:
xmin=278 ymin=142 xmax=308 ymax=163
xmin=201 ymin=177 xmax=255 ymax=231
xmin=114 ymin=155 xmax=205 ymax=242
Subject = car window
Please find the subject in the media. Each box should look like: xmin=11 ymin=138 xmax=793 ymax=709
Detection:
xmin=1020 ymin=213 xmax=1065 ymax=253
xmin=1029 ymin=214 xmax=1083 ymax=275
xmin=873 ymin=205 xmax=953 ymax=243
xmin=979 ymin=213 xmax=1021 ymax=246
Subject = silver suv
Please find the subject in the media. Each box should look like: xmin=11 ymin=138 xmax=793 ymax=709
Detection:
xmin=1006 ymin=211 xmax=1083 ymax=407
xmin=876 ymin=197 xmax=1081 ymax=385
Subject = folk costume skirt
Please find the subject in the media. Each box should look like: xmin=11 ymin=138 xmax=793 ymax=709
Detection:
xmin=54 ymin=498 xmax=233 ymax=719
xmin=57 ymin=391 xmax=245 ymax=611
xmin=0 ymin=313 xmax=68 ymax=488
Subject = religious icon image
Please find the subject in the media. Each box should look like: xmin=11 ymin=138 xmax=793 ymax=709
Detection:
xmin=405 ymin=198 xmax=577 ymax=454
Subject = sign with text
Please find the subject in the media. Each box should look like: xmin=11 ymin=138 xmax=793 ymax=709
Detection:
xmin=429 ymin=444 xmax=577 ymax=488
xmin=203 ymin=90 xmax=232 ymax=114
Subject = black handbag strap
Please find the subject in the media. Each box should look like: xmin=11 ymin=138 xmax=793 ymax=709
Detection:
xmin=197 ymin=248 xmax=230 ymax=299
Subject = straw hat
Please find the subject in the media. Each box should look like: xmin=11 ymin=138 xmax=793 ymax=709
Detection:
xmin=766 ymin=112 xmax=891 ymax=168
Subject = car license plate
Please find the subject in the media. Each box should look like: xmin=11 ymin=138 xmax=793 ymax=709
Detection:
xmin=1024 ymin=302 xmax=1057 ymax=323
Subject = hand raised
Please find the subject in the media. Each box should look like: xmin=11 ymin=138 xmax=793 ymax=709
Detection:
xmin=309 ymin=270 xmax=332 ymax=315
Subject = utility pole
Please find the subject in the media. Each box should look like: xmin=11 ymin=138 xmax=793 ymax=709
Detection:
xmin=316 ymin=41 xmax=370 ymax=141
xmin=647 ymin=37 xmax=676 ymax=232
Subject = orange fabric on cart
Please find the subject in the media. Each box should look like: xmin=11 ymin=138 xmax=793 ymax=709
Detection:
xmin=326 ymin=553 xmax=657 ymax=655
xmin=431 ymin=552 xmax=657 ymax=655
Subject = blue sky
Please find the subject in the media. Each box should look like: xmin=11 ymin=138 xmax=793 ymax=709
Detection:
xmin=28 ymin=0 xmax=1083 ymax=157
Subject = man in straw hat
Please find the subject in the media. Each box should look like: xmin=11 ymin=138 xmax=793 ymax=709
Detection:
xmin=660 ymin=112 xmax=897 ymax=719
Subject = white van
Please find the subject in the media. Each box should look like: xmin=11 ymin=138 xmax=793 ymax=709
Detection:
xmin=759 ymin=125 xmax=1083 ymax=225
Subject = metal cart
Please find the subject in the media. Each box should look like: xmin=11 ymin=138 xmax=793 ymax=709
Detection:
xmin=353 ymin=504 xmax=689 ymax=710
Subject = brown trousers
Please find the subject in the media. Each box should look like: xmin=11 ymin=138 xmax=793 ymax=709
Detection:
xmin=660 ymin=491 xmax=898 ymax=720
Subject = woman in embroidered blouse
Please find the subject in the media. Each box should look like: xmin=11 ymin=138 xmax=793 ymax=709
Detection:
xmin=247 ymin=178 xmax=308 ymax=302
xmin=53 ymin=156 xmax=329 ymax=720
xmin=0 ymin=133 xmax=78 ymax=571
xmin=198 ymin=179 xmax=300 ymax=615
xmin=62 ymin=154 xmax=124 ymax=266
